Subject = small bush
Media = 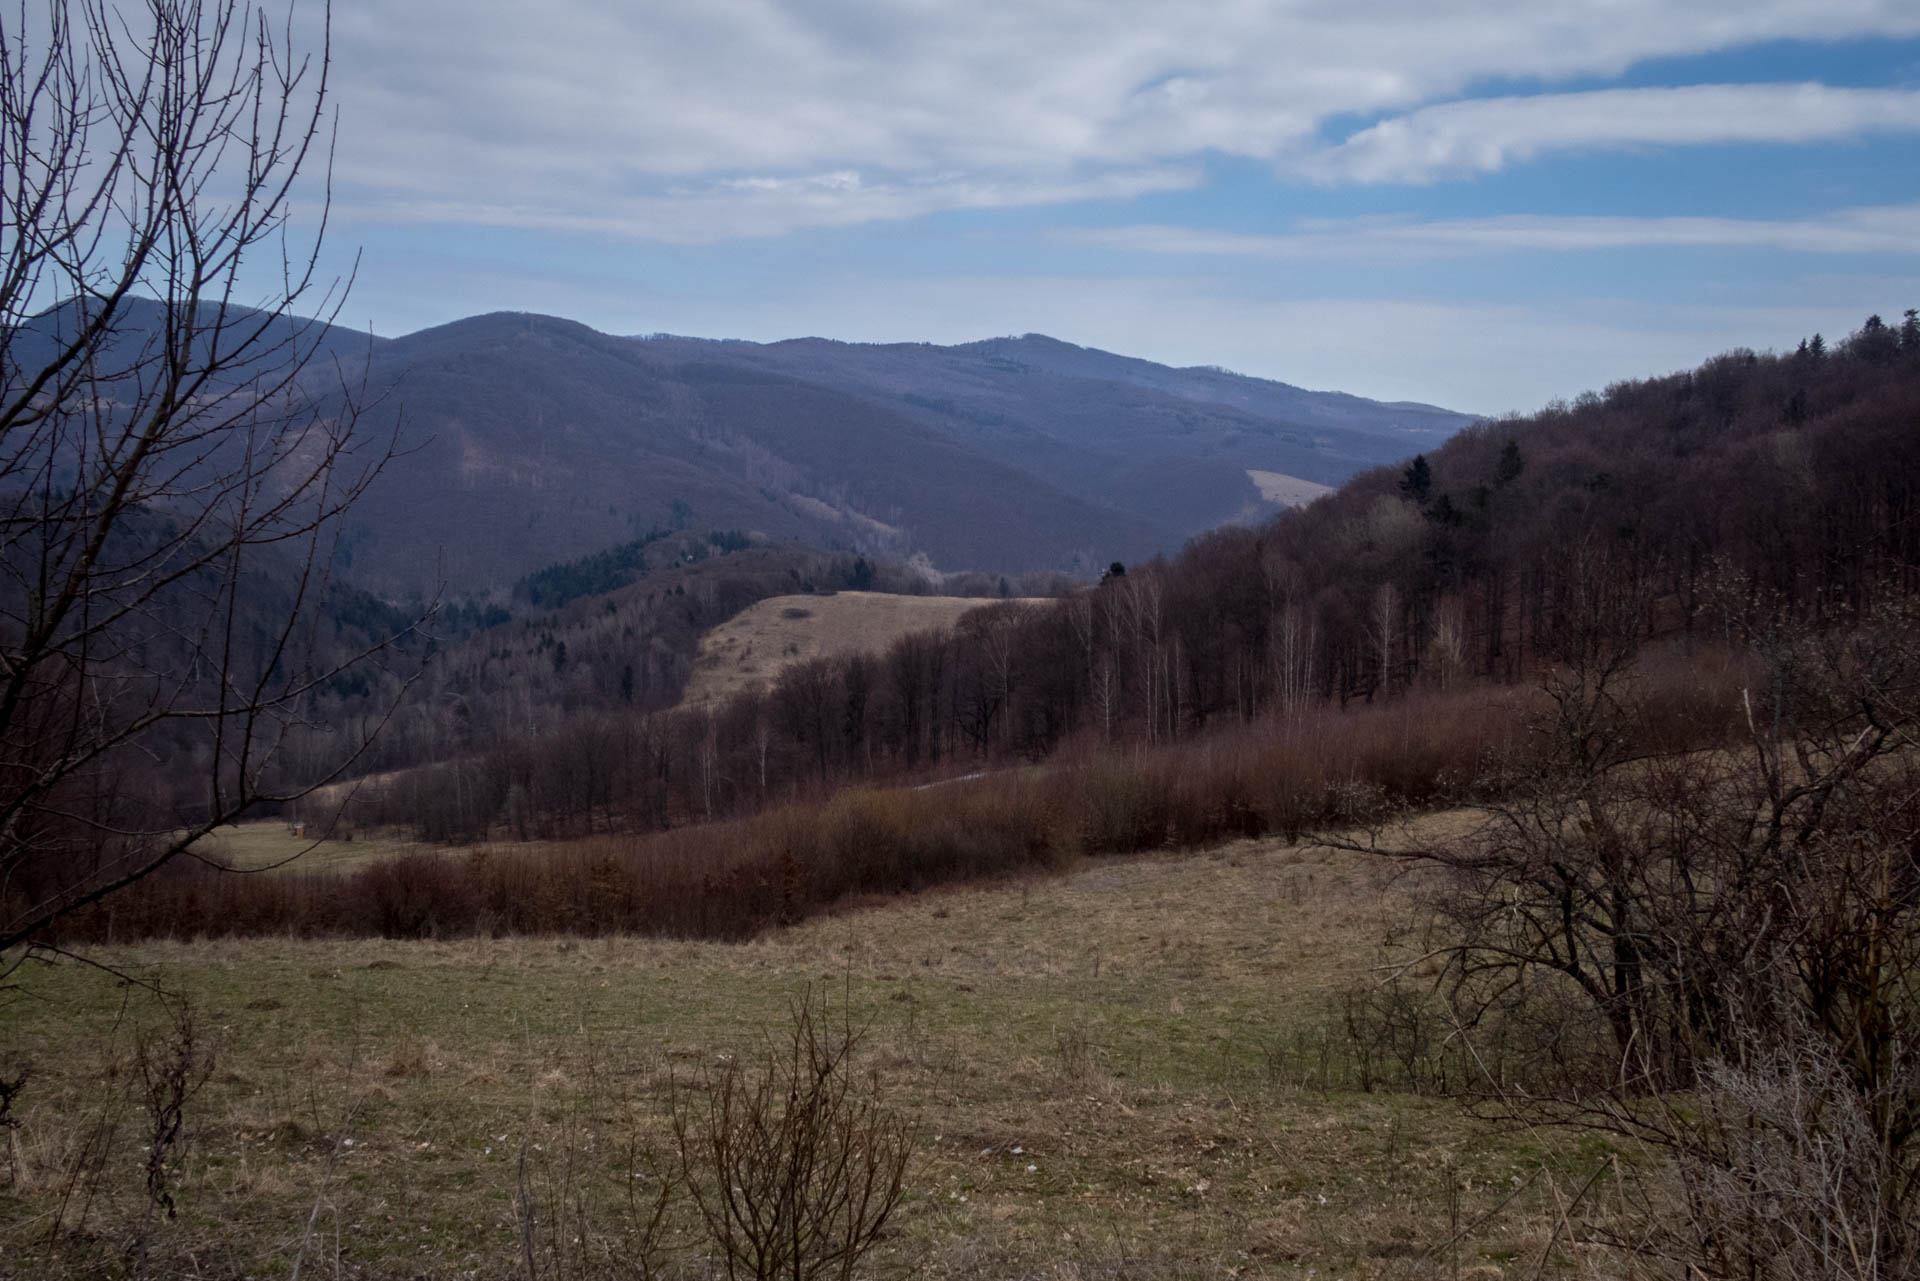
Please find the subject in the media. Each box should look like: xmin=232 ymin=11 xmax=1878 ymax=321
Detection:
xmin=0 ymin=1056 xmax=28 ymax=1189
xmin=672 ymin=987 xmax=911 ymax=1281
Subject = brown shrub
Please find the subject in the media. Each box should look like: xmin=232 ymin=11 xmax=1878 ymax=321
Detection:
xmin=43 ymin=657 xmax=1764 ymax=945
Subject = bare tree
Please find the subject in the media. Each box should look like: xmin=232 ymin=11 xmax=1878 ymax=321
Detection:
xmin=1330 ymin=571 xmax=1920 ymax=1277
xmin=1271 ymin=599 xmax=1315 ymax=717
xmin=1427 ymin=597 xmax=1465 ymax=692
xmin=1371 ymin=580 xmax=1398 ymax=698
xmin=0 ymin=0 xmax=414 ymax=966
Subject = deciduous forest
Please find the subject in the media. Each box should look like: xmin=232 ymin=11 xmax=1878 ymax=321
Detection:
xmin=332 ymin=313 xmax=1920 ymax=846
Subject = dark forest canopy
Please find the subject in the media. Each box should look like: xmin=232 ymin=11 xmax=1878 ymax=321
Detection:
xmin=334 ymin=312 xmax=1920 ymax=840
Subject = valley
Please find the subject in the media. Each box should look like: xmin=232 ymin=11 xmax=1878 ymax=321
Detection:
xmin=8 ymin=309 xmax=1920 ymax=1281
xmin=7 ymin=5 xmax=1917 ymax=1276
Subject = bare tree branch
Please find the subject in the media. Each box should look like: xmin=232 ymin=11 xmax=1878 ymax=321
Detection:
xmin=0 ymin=0 xmax=423 ymax=957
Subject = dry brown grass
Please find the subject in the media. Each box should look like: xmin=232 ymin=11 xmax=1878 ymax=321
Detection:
xmin=0 ymin=825 xmax=1629 ymax=1280
xmin=682 ymin=591 xmax=1045 ymax=708
xmin=1246 ymin=470 xmax=1335 ymax=507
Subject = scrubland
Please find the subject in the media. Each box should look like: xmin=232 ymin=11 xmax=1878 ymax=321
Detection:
xmin=55 ymin=649 xmax=1744 ymax=949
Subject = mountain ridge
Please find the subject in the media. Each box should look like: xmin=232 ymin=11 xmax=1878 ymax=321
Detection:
xmin=8 ymin=302 xmax=1481 ymax=597
xmin=327 ymin=314 xmax=1479 ymax=594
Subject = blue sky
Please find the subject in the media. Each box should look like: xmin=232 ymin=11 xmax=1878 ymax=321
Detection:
xmin=297 ymin=1 xmax=1920 ymax=415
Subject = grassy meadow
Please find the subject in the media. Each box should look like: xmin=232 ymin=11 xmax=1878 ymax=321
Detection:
xmin=1 ymin=827 xmax=1630 ymax=1280
xmin=682 ymin=591 xmax=1046 ymax=708
xmin=193 ymin=823 xmax=422 ymax=875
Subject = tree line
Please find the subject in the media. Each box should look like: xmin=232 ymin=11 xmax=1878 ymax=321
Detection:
xmin=341 ymin=313 xmax=1920 ymax=842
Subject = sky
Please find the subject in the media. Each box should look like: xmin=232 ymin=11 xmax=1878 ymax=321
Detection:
xmin=295 ymin=0 xmax=1920 ymax=415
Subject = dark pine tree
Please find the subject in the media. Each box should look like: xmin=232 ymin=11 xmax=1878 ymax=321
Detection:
xmin=1400 ymin=454 xmax=1433 ymax=504
xmin=1495 ymin=440 xmax=1524 ymax=487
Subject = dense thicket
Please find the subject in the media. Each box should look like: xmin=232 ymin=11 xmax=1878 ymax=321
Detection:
xmin=47 ymin=688 xmax=1540 ymax=942
xmin=47 ymin=635 xmax=1750 ymax=945
xmin=344 ymin=313 xmax=1920 ymax=842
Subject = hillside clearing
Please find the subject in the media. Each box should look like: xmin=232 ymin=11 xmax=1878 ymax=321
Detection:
xmin=1246 ymin=470 xmax=1335 ymax=507
xmin=189 ymin=821 xmax=420 ymax=874
xmin=682 ymin=590 xmax=1046 ymax=708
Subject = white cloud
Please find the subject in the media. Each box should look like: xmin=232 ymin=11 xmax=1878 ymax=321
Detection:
xmin=316 ymin=1 xmax=1920 ymax=237
xmin=1303 ymin=85 xmax=1920 ymax=184
xmin=336 ymin=167 xmax=1198 ymax=243
xmin=1075 ymin=204 xmax=1920 ymax=259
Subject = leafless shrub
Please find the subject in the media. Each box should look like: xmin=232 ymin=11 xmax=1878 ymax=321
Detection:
xmin=1055 ymin=1020 xmax=1095 ymax=1088
xmin=1338 ymin=979 xmax=1452 ymax=1096
xmin=0 ymin=1055 xmax=26 ymax=1187
xmin=1657 ymin=1027 xmax=1913 ymax=1281
xmin=134 ymin=1002 xmax=214 ymax=1224
xmin=1327 ymin=566 xmax=1920 ymax=1276
xmin=122 ymin=1000 xmax=216 ymax=1278
xmin=673 ymin=987 xmax=912 ymax=1281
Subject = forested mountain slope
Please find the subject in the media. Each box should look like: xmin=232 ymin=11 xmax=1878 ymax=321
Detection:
xmin=634 ymin=330 xmax=1474 ymax=544
xmin=331 ymin=314 xmax=1179 ymax=595
xmin=11 ymin=304 xmax=1470 ymax=598
xmin=348 ymin=313 xmax=1920 ymax=840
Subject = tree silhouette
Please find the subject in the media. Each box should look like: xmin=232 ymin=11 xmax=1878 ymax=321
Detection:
xmin=1 ymin=1 xmax=415 ymax=963
xmin=1399 ymin=454 xmax=1433 ymax=504
xmin=1494 ymin=440 xmax=1523 ymax=487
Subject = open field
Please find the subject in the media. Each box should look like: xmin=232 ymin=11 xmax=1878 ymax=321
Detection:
xmin=190 ymin=821 xmax=577 ymax=877
xmin=1246 ymin=471 xmax=1334 ymax=508
xmin=1 ymin=831 xmax=1628 ymax=1280
xmin=682 ymin=591 xmax=1045 ymax=708
xmin=191 ymin=822 xmax=422 ymax=875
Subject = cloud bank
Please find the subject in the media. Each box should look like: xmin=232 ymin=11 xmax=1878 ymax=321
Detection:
xmin=1076 ymin=204 xmax=1920 ymax=260
xmin=1301 ymin=85 xmax=1920 ymax=185
xmin=320 ymin=0 xmax=1920 ymax=237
